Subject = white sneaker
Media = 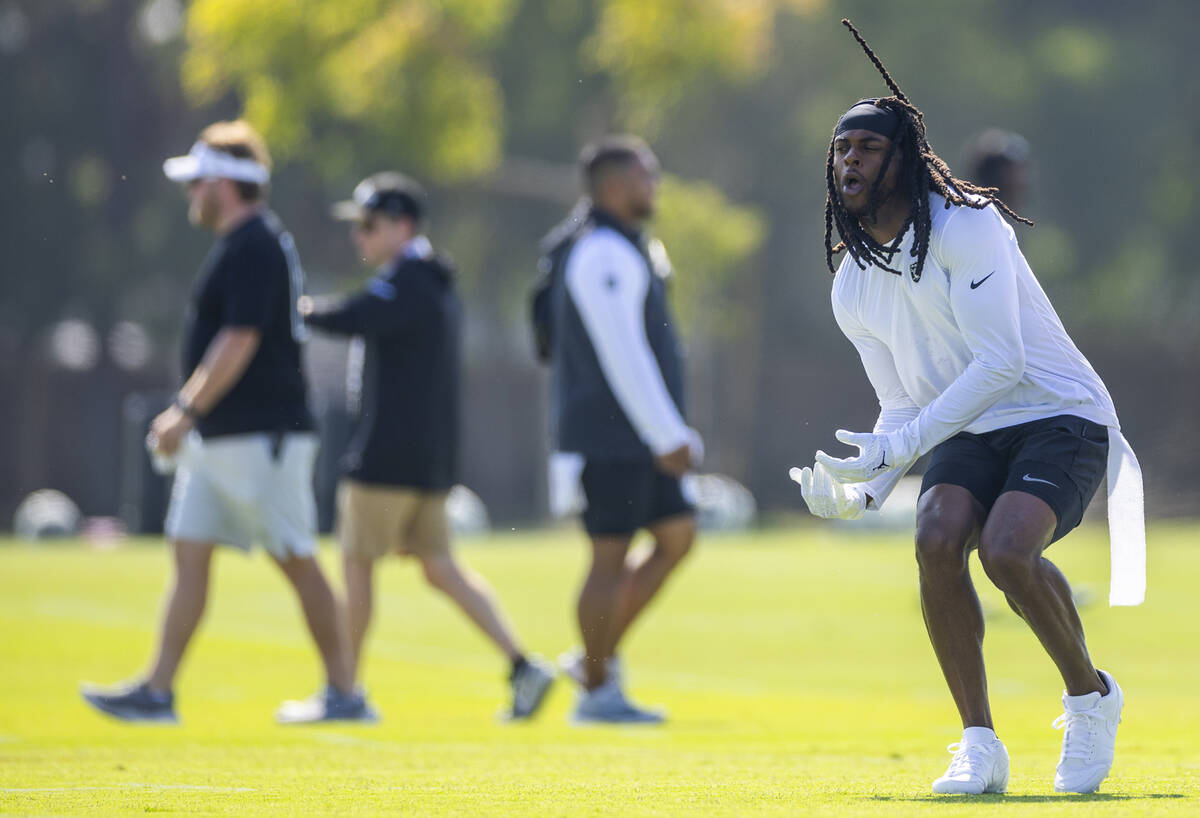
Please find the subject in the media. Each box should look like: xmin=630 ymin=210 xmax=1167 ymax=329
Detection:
xmin=1054 ymin=669 xmax=1123 ymax=793
xmin=931 ymin=729 xmax=1009 ymax=795
xmin=275 ymin=685 xmax=379 ymax=725
xmin=558 ymin=647 xmax=623 ymax=688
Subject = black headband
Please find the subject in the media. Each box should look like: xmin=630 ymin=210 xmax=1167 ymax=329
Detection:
xmin=835 ymin=100 xmax=901 ymax=138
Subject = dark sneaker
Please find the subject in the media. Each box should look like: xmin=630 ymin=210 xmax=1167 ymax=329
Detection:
xmin=80 ymin=681 xmax=177 ymax=724
xmin=276 ymin=685 xmax=379 ymax=724
xmin=504 ymin=656 xmax=555 ymax=721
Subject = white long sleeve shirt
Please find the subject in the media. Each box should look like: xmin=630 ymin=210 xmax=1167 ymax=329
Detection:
xmin=832 ymin=193 xmax=1145 ymax=606
xmin=564 ymin=226 xmax=692 ymax=456
xmin=832 ymin=192 xmax=1118 ymax=503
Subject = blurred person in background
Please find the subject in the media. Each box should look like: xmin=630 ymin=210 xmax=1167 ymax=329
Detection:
xmin=537 ymin=137 xmax=702 ymax=724
xmin=81 ymin=120 xmax=367 ymax=724
xmin=791 ymin=22 xmax=1143 ymax=796
xmin=299 ymin=173 xmax=555 ymax=721
xmin=964 ymin=129 xmax=1032 ymax=212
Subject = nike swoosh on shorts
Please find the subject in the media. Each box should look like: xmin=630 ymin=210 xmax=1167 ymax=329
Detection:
xmin=1021 ymin=473 xmax=1059 ymax=488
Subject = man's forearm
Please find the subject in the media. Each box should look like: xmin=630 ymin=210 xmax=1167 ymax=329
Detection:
xmin=178 ymin=327 xmax=261 ymax=416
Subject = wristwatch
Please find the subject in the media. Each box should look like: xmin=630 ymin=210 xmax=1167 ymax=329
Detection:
xmin=174 ymin=396 xmax=202 ymax=420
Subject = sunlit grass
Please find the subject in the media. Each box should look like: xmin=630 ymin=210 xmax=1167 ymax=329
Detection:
xmin=1 ymin=524 xmax=1197 ymax=816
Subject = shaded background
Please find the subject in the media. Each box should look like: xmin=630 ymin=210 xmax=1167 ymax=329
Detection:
xmin=2 ymin=0 xmax=1197 ymax=530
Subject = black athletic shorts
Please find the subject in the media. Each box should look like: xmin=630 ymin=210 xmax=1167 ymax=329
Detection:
xmin=919 ymin=414 xmax=1109 ymax=543
xmin=580 ymin=459 xmax=694 ymax=536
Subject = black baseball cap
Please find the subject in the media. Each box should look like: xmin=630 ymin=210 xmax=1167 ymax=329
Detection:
xmin=331 ymin=171 xmax=425 ymax=223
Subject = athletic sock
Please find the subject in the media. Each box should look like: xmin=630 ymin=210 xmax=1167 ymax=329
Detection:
xmin=962 ymin=726 xmax=998 ymax=745
xmin=143 ymin=685 xmax=172 ymax=704
xmin=510 ymin=655 xmax=530 ymax=678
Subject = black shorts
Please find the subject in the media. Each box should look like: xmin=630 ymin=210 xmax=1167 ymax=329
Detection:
xmin=919 ymin=415 xmax=1108 ymax=543
xmin=580 ymin=459 xmax=694 ymax=536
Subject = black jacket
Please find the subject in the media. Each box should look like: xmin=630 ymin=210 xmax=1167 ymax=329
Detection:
xmin=305 ymin=249 xmax=459 ymax=490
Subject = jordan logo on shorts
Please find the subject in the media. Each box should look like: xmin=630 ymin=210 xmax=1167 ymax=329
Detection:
xmin=1021 ymin=473 xmax=1059 ymax=489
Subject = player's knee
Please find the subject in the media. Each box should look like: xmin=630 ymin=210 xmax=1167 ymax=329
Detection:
xmin=280 ymin=555 xmax=333 ymax=596
xmin=913 ymin=523 xmax=968 ymax=576
xmin=420 ymin=555 xmax=456 ymax=591
xmin=651 ymin=516 xmax=696 ymax=560
xmin=978 ymin=535 xmax=1037 ymax=592
xmin=172 ymin=540 xmax=213 ymax=573
xmin=588 ymin=538 xmax=631 ymax=577
xmin=658 ymin=532 xmax=694 ymax=564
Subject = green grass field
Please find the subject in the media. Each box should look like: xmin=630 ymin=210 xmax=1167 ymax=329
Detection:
xmin=1 ymin=524 xmax=1197 ymax=816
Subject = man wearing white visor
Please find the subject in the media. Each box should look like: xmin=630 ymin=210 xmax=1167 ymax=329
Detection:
xmin=82 ymin=120 xmax=368 ymax=724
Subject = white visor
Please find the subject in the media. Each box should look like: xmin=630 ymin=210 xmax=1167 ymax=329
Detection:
xmin=163 ymin=141 xmax=270 ymax=184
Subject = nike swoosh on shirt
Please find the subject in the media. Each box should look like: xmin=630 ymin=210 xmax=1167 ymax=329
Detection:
xmin=1021 ymin=474 xmax=1059 ymax=488
xmin=969 ymin=271 xmax=995 ymax=289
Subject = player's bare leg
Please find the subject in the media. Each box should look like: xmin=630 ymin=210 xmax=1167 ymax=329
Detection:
xmin=418 ymin=551 xmax=523 ymax=661
xmin=570 ymin=535 xmax=665 ymax=724
xmin=917 ymin=487 xmax=1010 ymax=794
xmin=577 ymin=536 xmax=631 ymax=690
xmin=977 ymin=490 xmax=1121 ymax=792
xmin=341 ymin=550 xmax=375 ymax=682
xmin=915 ymin=485 xmax=992 ymax=729
xmin=611 ymin=514 xmax=695 ymax=647
xmin=415 ymin=551 xmax=554 ymax=720
xmin=273 ymin=553 xmax=354 ymax=694
xmin=977 ymin=492 xmax=1104 ymax=696
xmin=146 ymin=540 xmax=216 ymax=694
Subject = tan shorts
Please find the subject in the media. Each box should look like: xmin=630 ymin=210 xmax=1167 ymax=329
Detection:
xmin=336 ymin=479 xmax=450 ymax=559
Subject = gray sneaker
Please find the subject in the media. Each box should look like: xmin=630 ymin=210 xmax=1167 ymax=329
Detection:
xmin=80 ymin=681 xmax=177 ymax=724
xmin=504 ymin=656 xmax=555 ymax=721
xmin=276 ymin=685 xmax=379 ymax=725
xmin=571 ymin=679 xmax=665 ymax=725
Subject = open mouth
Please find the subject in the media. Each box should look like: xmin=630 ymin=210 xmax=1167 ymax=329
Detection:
xmin=841 ymin=174 xmax=865 ymax=196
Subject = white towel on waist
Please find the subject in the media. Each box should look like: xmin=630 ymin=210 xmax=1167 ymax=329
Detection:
xmin=548 ymin=452 xmax=586 ymax=518
xmin=1106 ymin=428 xmax=1145 ymax=606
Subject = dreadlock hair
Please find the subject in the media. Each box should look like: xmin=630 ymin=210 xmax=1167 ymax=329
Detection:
xmin=824 ymin=19 xmax=1033 ymax=277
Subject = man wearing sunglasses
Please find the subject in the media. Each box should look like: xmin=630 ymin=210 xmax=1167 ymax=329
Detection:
xmin=299 ymin=173 xmax=555 ymax=721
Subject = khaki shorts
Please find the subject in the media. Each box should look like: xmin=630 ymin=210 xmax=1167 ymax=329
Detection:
xmin=336 ymin=480 xmax=450 ymax=559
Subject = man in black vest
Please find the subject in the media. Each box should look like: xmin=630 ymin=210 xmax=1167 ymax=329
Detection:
xmin=546 ymin=137 xmax=702 ymax=724
xmin=300 ymin=173 xmax=554 ymax=721
xmin=81 ymin=120 xmax=365 ymax=724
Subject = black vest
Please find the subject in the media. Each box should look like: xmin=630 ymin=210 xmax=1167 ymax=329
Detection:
xmin=550 ymin=210 xmax=686 ymax=460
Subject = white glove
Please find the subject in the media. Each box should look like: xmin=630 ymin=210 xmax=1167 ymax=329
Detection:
xmin=789 ymin=462 xmax=867 ymax=521
xmin=814 ymin=428 xmax=915 ymax=484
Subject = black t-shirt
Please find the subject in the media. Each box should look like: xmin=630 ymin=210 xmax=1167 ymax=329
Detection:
xmin=181 ymin=211 xmax=315 ymax=438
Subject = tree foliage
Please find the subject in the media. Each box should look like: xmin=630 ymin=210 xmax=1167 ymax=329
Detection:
xmin=655 ymin=176 xmax=765 ymax=334
xmin=182 ymin=0 xmax=519 ymax=181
